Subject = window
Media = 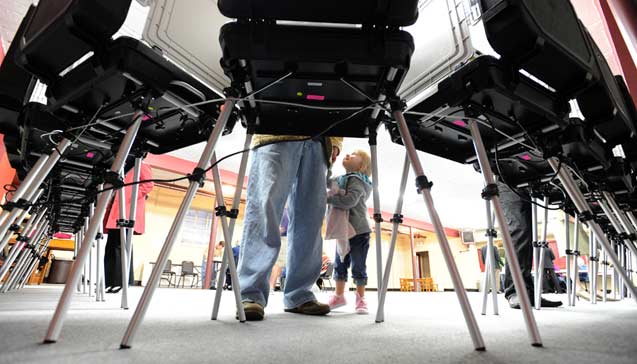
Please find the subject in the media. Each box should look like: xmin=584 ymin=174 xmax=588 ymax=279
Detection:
xmin=180 ymin=209 xmax=213 ymax=246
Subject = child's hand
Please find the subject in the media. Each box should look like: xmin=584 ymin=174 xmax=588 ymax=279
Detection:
xmin=331 ymin=146 xmax=340 ymax=163
xmin=327 ymin=181 xmax=339 ymax=197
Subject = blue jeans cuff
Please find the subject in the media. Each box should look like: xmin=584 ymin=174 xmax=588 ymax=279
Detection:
xmin=242 ymin=295 xmax=266 ymax=308
xmin=333 ymin=274 xmax=347 ymax=282
xmin=284 ymin=291 xmax=316 ymax=309
xmin=353 ymin=278 xmax=367 ymax=286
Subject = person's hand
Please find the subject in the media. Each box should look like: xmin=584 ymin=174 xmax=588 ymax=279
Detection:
xmin=331 ymin=146 xmax=340 ymax=163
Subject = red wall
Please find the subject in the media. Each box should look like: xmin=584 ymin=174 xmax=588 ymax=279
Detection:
xmin=0 ymin=40 xmax=18 ymax=203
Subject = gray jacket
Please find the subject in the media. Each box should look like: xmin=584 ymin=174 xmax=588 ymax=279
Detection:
xmin=327 ymin=175 xmax=372 ymax=235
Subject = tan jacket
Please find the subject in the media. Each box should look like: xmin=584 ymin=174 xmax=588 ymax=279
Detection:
xmin=252 ymin=135 xmax=343 ymax=167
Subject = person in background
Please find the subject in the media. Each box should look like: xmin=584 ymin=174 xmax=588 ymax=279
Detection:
xmin=480 ymin=244 xmax=503 ymax=293
xmin=238 ymin=135 xmax=342 ymax=321
xmin=326 ymin=150 xmax=373 ymax=314
xmin=224 ymin=243 xmax=241 ymax=290
xmin=316 ymin=251 xmax=331 ymax=290
xmin=497 ymin=182 xmax=562 ymax=309
xmin=103 ymin=162 xmax=153 ymax=293
xmin=542 ymin=246 xmax=562 ymax=293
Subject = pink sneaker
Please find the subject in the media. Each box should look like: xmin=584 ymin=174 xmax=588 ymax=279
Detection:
xmin=328 ymin=294 xmax=347 ymax=309
xmin=355 ymin=293 xmax=368 ymax=314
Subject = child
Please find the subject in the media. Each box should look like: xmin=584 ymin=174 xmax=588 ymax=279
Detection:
xmin=326 ymin=150 xmax=373 ymax=314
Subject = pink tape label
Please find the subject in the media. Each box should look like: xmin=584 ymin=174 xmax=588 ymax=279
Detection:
xmin=452 ymin=120 xmax=466 ymax=127
xmin=306 ymin=94 xmax=325 ymax=101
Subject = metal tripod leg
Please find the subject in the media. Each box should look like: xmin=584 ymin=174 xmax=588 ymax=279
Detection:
xmin=17 ymin=234 xmax=50 ymax=289
xmin=467 ymin=119 xmax=540 ymax=346
xmin=44 ymin=112 xmax=144 ymax=343
xmin=0 ymin=138 xmax=71 ymax=246
xmin=0 ymin=206 xmax=47 ymax=282
xmin=369 ymin=137 xmax=384 ymax=301
xmin=394 ymin=110 xmax=485 ymax=350
xmin=3 ymin=219 xmax=48 ymax=292
xmin=121 ymin=157 xmax=142 ymax=309
xmin=532 ymin=201 xmax=539 ymax=303
xmin=602 ymin=246 xmax=608 ymax=302
xmin=590 ymin=233 xmax=598 ymax=304
xmin=481 ymin=203 xmax=499 ymax=315
xmin=547 ymin=158 xmax=637 ymax=303
xmin=120 ymin=99 xmax=235 ymax=349
xmin=88 ymin=234 xmax=93 ymax=298
xmin=209 ymin=156 xmax=245 ymax=322
xmin=0 ymin=188 xmax=44 ymax=257
xmin=598 ymin=196 xmax=636 ymax=300
xmin=90 ymin=202 xmax=104 ymax=302
xmin=572 ymin=215 xmax=580 ymax=306
xmin=76 ymin=228 xmax=83 ymax=293
xmin=627 ymin=212 xmax=637 ymax=232
xmin=535 ymin=197 xmax=549 ymax=310
xmin=602 ymin=192 xmax=637 ymax=265
xmin=375 ymin=154 xmax=409 ymax=323
xmin=211 ymin=132 xmax=252 ymax=320
xmin=565 ymin=212 xmax=572 ymax=306
xmin=18 ymin=238 xmax=50 ymax=289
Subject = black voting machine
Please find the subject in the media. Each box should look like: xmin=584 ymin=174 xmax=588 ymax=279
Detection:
xmin=0 ymin=0 xmax=635 ymax=353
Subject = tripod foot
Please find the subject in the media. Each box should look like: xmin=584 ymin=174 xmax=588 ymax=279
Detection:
xmin=120 ymin=344 xmax=131 ymax=350
xmin=475 ymin=347 xmax=486 ymax=352
xmin=531 ymin=343 xmax=543 ymax=347
xmin=42 ymin=339 xmax=56 ymax=344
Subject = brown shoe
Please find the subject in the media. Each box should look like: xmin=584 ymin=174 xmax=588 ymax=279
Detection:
xmin=284 ymin=300 xmax=330 ymax=316
xmin=239 ymin=302 xmax=265 ymax=321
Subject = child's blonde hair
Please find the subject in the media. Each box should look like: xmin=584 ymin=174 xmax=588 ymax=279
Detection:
xmin=353 ymin=149 xmax=372 ymax=177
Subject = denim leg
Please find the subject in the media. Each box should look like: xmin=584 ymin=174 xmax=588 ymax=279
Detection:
xmin=498 ymin=182 xmax=535 ymax=300
xmin=333 ymin=248 xmax=351 ymax=282
xmin=238 ymin=142 xmax=303 ymax=307
xmin=284 ymin=140 xmax=327 ymax=308
xmin=349 ymin=233 xmax=370 ymax=286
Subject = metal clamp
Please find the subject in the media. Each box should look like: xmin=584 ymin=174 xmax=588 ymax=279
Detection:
xmin=373 ymin=213 xmax=384 ymax=224
xmin=116 ymin=219 xmax=135 ymax=229
xmin=1 ymin=198 xmax=29 ymax=211
xmin=481 ymin=184 xmax=499 ymax=200
xmin=390 ymin=213 xmax=403 ymax=224
xmin=485 ymin=228 xmax=498 ymax=238
xmin=187 ymin=167 xmax=206 ymax=187
xmin=104 ymin=171 xmax=124 ymax=189
xmin=215 ymin=206 xmax=228 ymax=217
xmin=415 ymin=175 xmax=433 ymax=193
xmin=578 ymin=212 xmax=594 ymax=222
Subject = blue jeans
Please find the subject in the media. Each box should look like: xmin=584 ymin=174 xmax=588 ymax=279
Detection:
xmin=238 ymin=140 xmax=327 ymax=308
xmin=333 ymin=233 xmax=370 ymax=286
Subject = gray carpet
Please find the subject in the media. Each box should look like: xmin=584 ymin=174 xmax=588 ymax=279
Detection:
xmin=0 ymin=285 xmax=635 ymax=364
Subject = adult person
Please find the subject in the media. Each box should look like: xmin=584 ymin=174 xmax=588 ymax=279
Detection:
xmin=498 ymin=182 xmax=562 ymax=309
xmin=238 ymin=135 xmax=341 ymax=320
xmin=480 ymin=244 xmax=503 ymax=293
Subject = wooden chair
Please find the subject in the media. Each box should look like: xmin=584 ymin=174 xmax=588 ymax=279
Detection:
xmin=423 ymin=277 xmax=438 ymax=292
xmin=400 ymin=278 xmax=414 ymax=292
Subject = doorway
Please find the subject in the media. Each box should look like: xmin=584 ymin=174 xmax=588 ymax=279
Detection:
xmin=417 ymin=251 xmax=431 ymax=278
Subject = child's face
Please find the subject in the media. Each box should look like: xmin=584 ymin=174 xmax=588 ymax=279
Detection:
xmin=342 ymin=152 xmax=363 ymax=172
